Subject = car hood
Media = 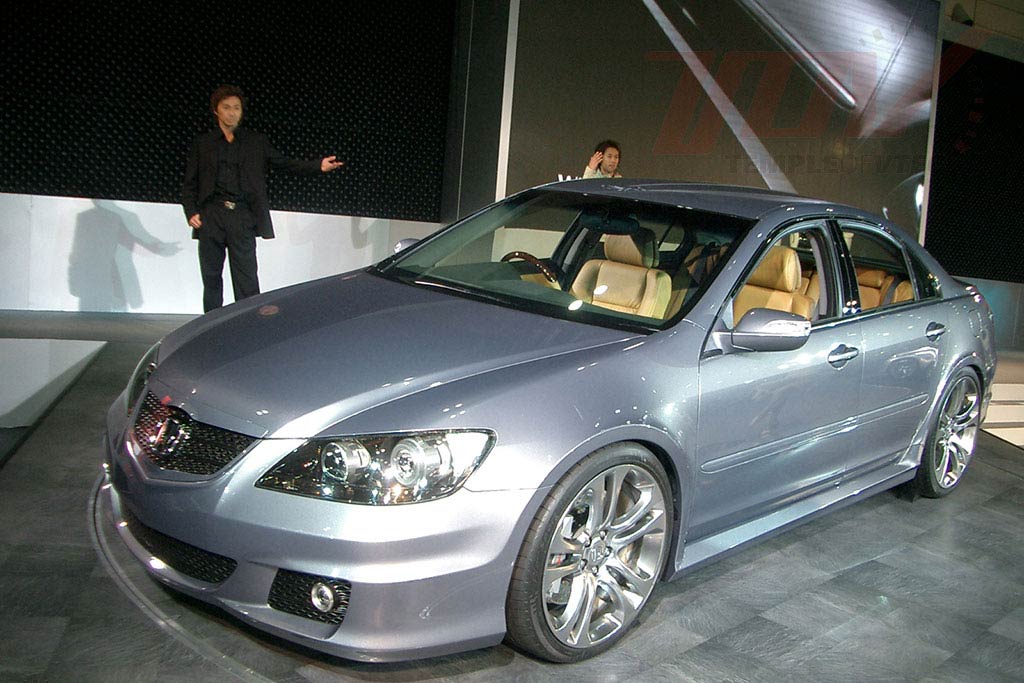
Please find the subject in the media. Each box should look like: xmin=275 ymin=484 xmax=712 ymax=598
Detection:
xmin=149 ymin=271 xmax=636 ymax=437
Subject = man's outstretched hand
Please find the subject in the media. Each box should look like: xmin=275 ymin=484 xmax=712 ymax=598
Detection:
xmin=321 ymin=156 xmax=345 ymax=172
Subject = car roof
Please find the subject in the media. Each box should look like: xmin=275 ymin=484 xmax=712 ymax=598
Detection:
xmin=545 ymin=178 xmax=839 ymax=221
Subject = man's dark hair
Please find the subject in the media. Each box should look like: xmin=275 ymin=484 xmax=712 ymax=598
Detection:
xmin=594 ymin=139 xmax=621 ymax=155
xmin=210 ymin=85 xmax=246 ymax=113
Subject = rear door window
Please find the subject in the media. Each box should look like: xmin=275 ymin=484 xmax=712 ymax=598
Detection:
xmin=838 ymin=222 xmax=916 ymax=313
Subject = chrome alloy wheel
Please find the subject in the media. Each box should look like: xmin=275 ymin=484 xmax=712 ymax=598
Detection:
xmin=933 ymin=373 xmax=980 ymax=489
xmin=541 ymin=464 xmax=668 ymax=649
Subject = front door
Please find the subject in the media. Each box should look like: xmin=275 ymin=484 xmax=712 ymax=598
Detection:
xmin=690 ymin=223 xmax=863 ymax=539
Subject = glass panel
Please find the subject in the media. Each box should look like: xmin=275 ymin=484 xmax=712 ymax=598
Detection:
xmin=378 ymin=189 xmax=753 ymax=331
xmin=839 ymin=223 xmax=915 ymax=310
xmin=729 ymin=222 xmax=833 ymax=325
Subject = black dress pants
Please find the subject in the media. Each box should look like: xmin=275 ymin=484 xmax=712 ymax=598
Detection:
xmin=197 ymin=203 xmax=259 ymax=312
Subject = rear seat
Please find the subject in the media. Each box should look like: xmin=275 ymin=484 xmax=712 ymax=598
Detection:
xmin=856 ymin=266 xmax=912 ymax=309
xmin=891 ymin=280 xmax=915 ymax=304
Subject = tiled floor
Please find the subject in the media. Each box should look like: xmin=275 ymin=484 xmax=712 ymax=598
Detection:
xmin=1 ymin=313 xmax=1023 ymax=682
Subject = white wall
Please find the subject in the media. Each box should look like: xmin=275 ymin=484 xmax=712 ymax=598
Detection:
xmin=0 ymin=193 xmax=440 ymax=314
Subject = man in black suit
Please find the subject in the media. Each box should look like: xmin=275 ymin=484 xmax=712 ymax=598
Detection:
xmin=182 ymin=85 xmax=343 ymax=312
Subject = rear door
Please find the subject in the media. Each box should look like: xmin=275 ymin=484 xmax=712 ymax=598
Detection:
xmin=834 ymin=221 xmax=944 ymax=478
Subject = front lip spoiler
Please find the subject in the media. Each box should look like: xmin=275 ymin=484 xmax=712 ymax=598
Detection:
xmin=100 ymin=479 xmax=512 ymax=662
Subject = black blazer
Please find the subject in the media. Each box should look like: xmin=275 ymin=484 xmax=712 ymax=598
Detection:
xmin=182 ymin=128 xmax=322 ymax=239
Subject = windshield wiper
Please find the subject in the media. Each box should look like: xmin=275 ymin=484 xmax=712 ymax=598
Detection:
xmin=413 ymin=276 xmax=507 ymax=305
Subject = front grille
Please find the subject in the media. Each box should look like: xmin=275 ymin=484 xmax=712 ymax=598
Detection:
xmin=133 ymin=392 xmax=257 ymax=475
xmin=269 ymin=569 xmax=352 ymax=625
xmin=123 ymin=508 xmax=237 ymax=584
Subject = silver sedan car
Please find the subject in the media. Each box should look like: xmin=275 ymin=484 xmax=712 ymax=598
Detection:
xmin=104 ymin=180 xmax=996 ymax=663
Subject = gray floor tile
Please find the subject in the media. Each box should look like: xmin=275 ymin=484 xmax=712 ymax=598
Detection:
xmin=961 ymin=631 xmax=1024 ymax=679
xmin=0 ymin=575 xmax=87 ymax=618
xmin=0 ymin=540 xmax=99 ymax=577
xmin=660 ymin=639 xmax=798 ymax=683
xmin=915 ymin=653 xmax=1021 ymax=682
xmin=34 ymin=614 xmax=171 ymax=682
xmin=786 ymin=615 xmax=951 ymax=682
xmin=840 ymin=558 xmax=1019 ymax=626
xmin=616 ymin=613 xmax=706 ymax=664
xmin=990 ymin=607 xmax=1024 ymax=643
xmin=681 ymin=549 xmax=832 ymax=612
xmin=882 ymin=604 xmax=989 ymax=653
xmin=669 ymin=592 xmax=761 ymax=640
xmin=0 ymin=616 xmax=70 ymax=676
xmin=707 ymin=615 xmax=812 ymax=665
xmin=762 ymin=590 xmax=862 ymax=637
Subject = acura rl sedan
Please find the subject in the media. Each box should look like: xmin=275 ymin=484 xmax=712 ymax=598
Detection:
xmin=104 ymin=180 xmax=996 ymax=663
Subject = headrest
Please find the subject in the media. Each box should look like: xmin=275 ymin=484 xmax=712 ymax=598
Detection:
xmin=604 ymin=229 xmax=658 ymax=268
xmin=857 ymin=268 xmax=887 ymax=288
xmin=747 ymin=246 xmax=800 ymax=293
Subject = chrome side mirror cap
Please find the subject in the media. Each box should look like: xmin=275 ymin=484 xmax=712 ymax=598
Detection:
xmin=731 ymin=308 xmax=811 ymax=352
xmin=393 ymin=238 xmax=420 ymax=254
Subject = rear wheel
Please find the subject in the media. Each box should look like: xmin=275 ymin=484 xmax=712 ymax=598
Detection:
xmin=915 ymin=368 xmax=981 ymax=498
xmin=505 ymin=443 xmax=672 ymax=662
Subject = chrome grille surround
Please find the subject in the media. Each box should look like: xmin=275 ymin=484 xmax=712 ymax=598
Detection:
xmin=132 ymin=392 xmax=256 ymax=475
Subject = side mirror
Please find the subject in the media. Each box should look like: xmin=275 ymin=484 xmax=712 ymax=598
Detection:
xmin=393 ymin=238 xmax=420 ymax=254
xmin=731 ymin=308 xmax=810 ymax=352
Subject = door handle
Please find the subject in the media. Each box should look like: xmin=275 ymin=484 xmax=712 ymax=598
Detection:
xmin=827 ymin=344 xmax=859 ymax=368
xmin=926 ymin=322 xmax=947 ymax=341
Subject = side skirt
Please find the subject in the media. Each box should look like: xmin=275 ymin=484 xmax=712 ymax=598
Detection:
xmin=667 ymin=463 xmax=917 ymax=580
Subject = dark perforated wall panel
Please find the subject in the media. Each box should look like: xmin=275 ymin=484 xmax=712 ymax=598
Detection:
xmin=926 ymin=42 xmax=1024 ymax=283
xmin=1 ymin=3 xmax=454 ymax=222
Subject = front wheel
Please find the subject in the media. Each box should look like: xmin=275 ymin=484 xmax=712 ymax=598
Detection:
xmin=914 ymin=368 xmax=981 ymax=498
xmin=505 ymin=443 xmax=673 ymax=662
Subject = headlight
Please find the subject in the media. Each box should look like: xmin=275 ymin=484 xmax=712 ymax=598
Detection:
xmin=126 ymin=342 xmax=160 ymax=416
xmin=255 ymin=431 xmax=494 ymax=505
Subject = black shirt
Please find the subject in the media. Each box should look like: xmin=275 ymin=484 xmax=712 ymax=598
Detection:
xmin=213 ymin=133 xmax=243 ymax=201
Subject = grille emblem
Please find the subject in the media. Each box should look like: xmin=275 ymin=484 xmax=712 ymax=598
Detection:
xmin=150 ymin=416 xmax=191 ymax=456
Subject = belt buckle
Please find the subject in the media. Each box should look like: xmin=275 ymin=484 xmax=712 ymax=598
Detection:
xmin=223 ymin=200 xmax=237 ymax=210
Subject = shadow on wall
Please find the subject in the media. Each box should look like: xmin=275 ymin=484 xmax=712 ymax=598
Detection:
xmin=353 ymin=218 xmax=390 ymax=262
xmin=290 ymin=215 xmax=391 ymax=276
xmin=68 ymin=200 xmax=181 ymax=311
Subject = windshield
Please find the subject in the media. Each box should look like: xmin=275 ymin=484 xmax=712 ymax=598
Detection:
xmin=375 ymin=189 xmax=752 ymax=331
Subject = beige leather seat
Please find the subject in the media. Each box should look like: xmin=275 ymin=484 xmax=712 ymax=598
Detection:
xmin=856 ymin=268 xmax=890 ymax=309
xmin=799 ymin=271 xmax=821 ymax=316
xmin=570 ymin=230 xmax=672 ymax=319
xmin=856 ymin=267 xmax=912 ymax=309
xmin=891 ymin=280 xmax=914 ymax=303
xmin=733 ymin=246 xmax=813 ymax=322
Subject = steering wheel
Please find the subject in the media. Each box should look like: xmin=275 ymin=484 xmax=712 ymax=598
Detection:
xmin=500 ymin=251 xmax=559 ymax=284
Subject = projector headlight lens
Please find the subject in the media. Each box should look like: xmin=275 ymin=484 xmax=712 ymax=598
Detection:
xmin=256 ymin=431 xmax=494 ymax=505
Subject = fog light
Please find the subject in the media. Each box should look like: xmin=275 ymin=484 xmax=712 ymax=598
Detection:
xmin=310 ymin=581 xmax=338 ymax=613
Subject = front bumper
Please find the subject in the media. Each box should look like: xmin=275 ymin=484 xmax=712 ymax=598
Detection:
xmin=104 ymin=407 xmax=538 ymax=662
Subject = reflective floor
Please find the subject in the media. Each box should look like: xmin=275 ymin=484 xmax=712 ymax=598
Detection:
xmin=2 ymin=312 xmax=1024 ymax=682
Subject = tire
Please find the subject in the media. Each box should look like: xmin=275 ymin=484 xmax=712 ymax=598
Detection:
xmin=914 ymin=368 xmax=982 ymax=498
xmin=505 ymin=443 xmax=673 ymax=662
